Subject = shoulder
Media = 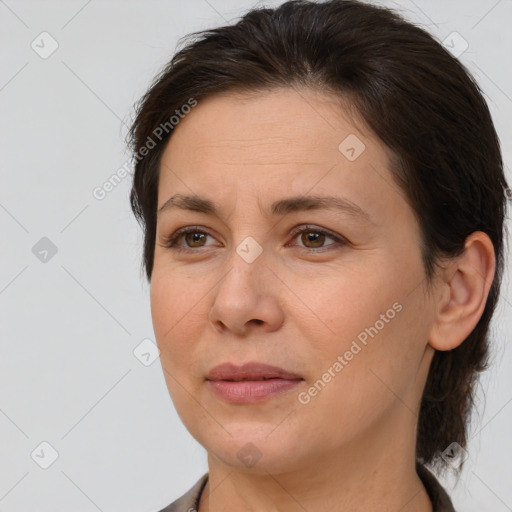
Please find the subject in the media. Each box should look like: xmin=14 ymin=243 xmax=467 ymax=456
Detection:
xmin=416 ymin=462 xmax=457 ymax=512
xmin=155 ymin=473 xmax=209 ymax=512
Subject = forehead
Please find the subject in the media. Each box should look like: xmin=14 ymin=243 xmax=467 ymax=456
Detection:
xmin=162 ymin=87 xmax=372 ymax=161
xmin=157 ymin=87 xmax=404 ymax=216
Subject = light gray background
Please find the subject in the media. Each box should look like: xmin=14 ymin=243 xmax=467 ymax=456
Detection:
xmin=1 ymin=0 xmax=511 ymax=510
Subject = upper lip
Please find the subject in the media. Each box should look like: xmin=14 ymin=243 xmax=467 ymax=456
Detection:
xmin=206 ymin=362 xmax=303 ymax=381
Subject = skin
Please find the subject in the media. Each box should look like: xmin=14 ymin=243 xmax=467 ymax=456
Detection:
xmin=150 ymin=87 xmax=495 ymax=512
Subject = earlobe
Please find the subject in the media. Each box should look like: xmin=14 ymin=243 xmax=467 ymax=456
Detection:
xmin=428 ymin=232 xmax=496 ymax=351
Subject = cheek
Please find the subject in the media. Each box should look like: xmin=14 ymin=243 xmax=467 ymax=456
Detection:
xmin=150 ymin=274 xmax=212 ymax=422
xmin=150 ymin=272 xmax=208 ymax=365
xmin=151 ymin=266 xmax=206 ymax=322
xmin=296 ymin=263 xmax=428 ymax=402
xmin=290 ymin=263 xmax=397 ymax=357
xmin=328 ymin=298 xmax=430 ymax=414
xmin=294 ymin=306 xmax=425 ymax=446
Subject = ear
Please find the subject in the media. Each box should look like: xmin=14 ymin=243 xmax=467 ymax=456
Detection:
xmin=428 ymin=231 xmax=496 ymax=351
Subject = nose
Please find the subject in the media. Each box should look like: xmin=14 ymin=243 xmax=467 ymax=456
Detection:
xmin=208 ymin=251 xmax=285 ymax=336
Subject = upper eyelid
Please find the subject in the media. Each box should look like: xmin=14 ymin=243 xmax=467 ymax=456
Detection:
xmin=288 ymin=224 xmax=342 ymax=240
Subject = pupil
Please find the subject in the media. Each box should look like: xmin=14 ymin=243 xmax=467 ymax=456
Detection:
xmin=187 ymin=233 xmax=205 ymax=246
xmin=303 ymin=232 xmax=324 ymax=247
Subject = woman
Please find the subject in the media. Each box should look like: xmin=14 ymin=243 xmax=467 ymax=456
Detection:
xmin=127 ymin=1 xmax=509 ymax=510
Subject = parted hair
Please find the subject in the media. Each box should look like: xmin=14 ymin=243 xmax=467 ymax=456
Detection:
xmin=127 ymin=0 xmax=509 ymax=474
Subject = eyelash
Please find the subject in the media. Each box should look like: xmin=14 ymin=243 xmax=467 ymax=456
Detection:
xmin=160 ymin=225 xmax=348 ymax=253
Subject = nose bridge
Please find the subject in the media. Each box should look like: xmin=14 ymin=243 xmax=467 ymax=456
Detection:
xmin=210 ymin=187 xmax=277 ymax=293
xmin=222 ymin=190 xmax=268 ymax=270
xmin=209 ymin=234 xmax=284 ymax=334
xmin=221 ymin=233 xmax=267 ymax=294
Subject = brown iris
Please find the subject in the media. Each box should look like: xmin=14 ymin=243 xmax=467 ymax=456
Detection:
xmin=301 ymin=231 xmax=325 ymax=248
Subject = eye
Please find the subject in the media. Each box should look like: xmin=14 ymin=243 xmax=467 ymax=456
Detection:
xmin=160 ymin=224 xmax=348 ymax=253
xmin=160 ymin=226 xmax=216 ymax=251
xmin=288 ymin=225 xmax=347 ymax=251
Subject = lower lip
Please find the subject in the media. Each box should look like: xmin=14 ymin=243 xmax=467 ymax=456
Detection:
xmin=207 ymin=378 xmax=303 ymax=403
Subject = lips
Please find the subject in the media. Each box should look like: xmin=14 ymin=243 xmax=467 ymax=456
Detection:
xmin=206 ymin=362 xmax=303 ymax=404
xmin=206 ymin=362 xmax=302 ymax=382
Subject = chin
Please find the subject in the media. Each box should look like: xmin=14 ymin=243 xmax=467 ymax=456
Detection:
xmin=200 ymin=427 xmax=310 ymax=474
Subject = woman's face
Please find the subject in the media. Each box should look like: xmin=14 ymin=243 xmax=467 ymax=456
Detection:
xmin=151 ymin=87 xmax=439 ymax=474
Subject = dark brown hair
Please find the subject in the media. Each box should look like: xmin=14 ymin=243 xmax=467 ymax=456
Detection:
xmin=127 ymin=0 xmax=509 ymax=474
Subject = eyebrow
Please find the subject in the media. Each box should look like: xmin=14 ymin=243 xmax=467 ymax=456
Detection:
xmin=158 ymin=193 xmax=372 ymax=222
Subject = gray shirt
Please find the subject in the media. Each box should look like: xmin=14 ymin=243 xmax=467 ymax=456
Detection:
xmin=157 ymin=463 xmax=456 ymax=512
